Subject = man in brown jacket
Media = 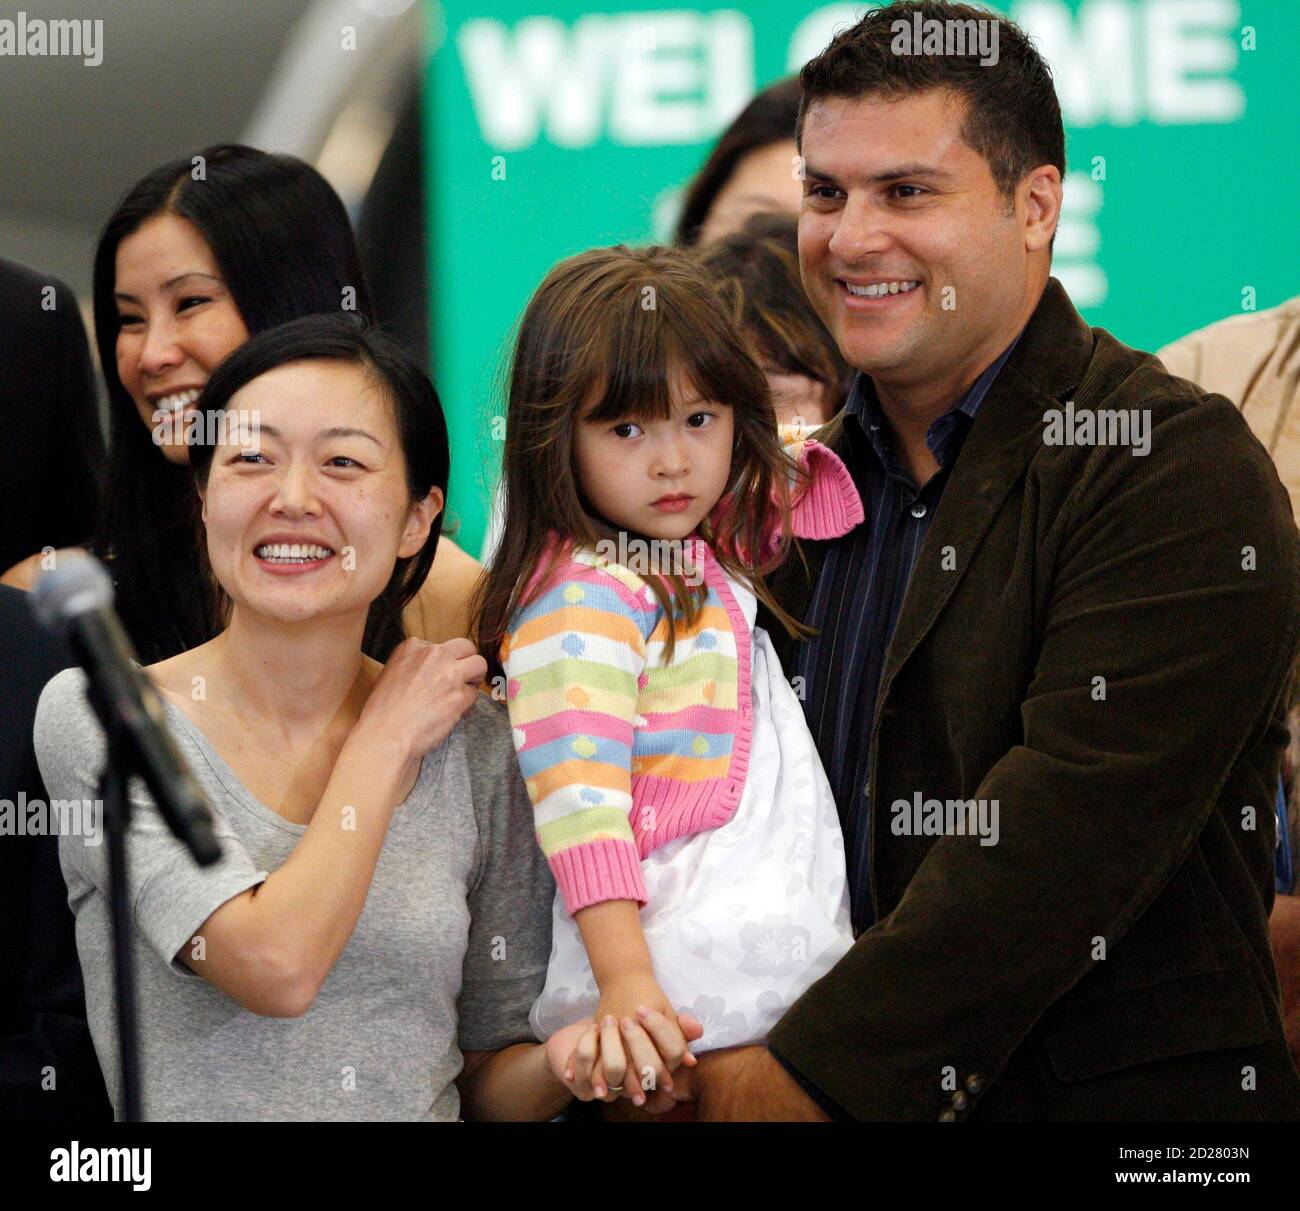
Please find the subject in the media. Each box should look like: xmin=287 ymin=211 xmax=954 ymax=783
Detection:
xmin=660 ymin=1 xmax=1300 ymax=1120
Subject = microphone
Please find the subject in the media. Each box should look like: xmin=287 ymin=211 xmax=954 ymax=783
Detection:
xmin=31 ymin=554 xmax=221 ymax=865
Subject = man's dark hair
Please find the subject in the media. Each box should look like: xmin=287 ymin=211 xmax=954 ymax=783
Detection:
xmin=796 ymin=0 xmax=1066 ymax=207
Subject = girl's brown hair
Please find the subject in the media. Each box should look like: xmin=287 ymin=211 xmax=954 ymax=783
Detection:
xmin=473 ymin=244 xmax=812 ymax=675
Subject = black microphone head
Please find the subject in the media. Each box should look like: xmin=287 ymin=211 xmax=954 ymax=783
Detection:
xmin=30 ymin=553 xmax=114 ymax=636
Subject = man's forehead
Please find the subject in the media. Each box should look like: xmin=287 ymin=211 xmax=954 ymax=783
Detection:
xmin=800 ymin=91 xmax=974 ymax=178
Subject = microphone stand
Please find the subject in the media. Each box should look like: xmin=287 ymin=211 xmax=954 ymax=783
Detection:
xmin=89 ymin=682 xmax=144 ymax=1123
xmin=31 ymin=555 xmax=222 ymax=1123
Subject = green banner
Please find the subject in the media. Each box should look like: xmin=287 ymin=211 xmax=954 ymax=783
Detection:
xmin=424 ymin=0 xmax=1300 ymax=556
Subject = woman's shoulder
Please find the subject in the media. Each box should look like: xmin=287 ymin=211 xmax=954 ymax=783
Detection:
xmin=141 ymin=647 xmax=197 ymax=694
xmin=450 ymin=695 xmax=527 ymax=826
xmin=33 ymin=666 xmax=98 ymax=772
xmin=36 ymin=655 xmax=208 ymax=772
xmin=35 ymin=665 xmax=90 ymax=723
xmin=456 ymin=693 xmax=515 ymax=759
xmin=405 ymin=537 xmax=484 ymax=644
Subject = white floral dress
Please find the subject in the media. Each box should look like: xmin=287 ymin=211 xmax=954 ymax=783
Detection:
xmin=530 ymin=572 xmax=855 ymax=1052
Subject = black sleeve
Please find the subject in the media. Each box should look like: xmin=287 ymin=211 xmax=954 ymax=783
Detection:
xmin=0 ymin=586 xmax=111 ymax=1120
xmin=0 ymin=835 xmax=111 ymax=1120
xmin=45 ymin=276 xmax=105 ymax=551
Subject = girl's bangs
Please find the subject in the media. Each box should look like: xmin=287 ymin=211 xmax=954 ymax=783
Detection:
xmin=580 ymin=308 xmax=745 ymax=425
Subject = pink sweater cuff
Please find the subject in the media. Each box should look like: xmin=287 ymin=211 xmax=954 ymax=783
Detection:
xmin=550 ymin=838 xmax=648 ymax=916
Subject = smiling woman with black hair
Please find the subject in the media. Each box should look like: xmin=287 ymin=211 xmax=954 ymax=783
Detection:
xmin=33 ymin=315 xmax=573 ymax=1121
xmin=1 ymin=144 xmax=482 ymax=663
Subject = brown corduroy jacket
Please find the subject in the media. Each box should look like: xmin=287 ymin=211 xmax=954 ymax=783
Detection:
xmin=760 ymin=278 xmax=1300 ymax=1121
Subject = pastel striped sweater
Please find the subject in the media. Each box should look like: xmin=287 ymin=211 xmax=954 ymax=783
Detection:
xmin=501 ymin=439 xmax=864 ymax=914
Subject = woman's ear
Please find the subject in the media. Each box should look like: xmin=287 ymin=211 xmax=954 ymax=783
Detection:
xmin=397 ymin=486 xmax=444 ymax=558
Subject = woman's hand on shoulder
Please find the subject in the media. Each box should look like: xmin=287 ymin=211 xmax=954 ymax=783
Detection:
xmin=355 ymin=636 xmax=487 ymax=762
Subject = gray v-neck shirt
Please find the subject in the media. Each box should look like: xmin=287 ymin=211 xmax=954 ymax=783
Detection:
xmin=34 ymin=667 xmax=554 ymax=1122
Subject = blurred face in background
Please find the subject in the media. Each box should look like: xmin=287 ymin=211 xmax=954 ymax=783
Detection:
xmin=760 ymin=363 xmax=834 ymax=431
xmin=697 ymin=140 xmax=803 ymax=245
xmin=114 ymin=212 xmax=250 ymax=465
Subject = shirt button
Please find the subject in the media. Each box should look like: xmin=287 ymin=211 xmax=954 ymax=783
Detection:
xmin=910 ymin=502 xmax=927 ymax=519
xmin=966 ymin=1074 xmax=983 ymax=1094
xmin=952 ymin=1091 xmax=969 ymax=1111
xmin=938 ymin=1108 xmax=956 ymax=1122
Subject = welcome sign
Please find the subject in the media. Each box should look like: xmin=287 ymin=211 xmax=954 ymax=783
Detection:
xmin=423 ymin=0 xmax=1298 ymax=555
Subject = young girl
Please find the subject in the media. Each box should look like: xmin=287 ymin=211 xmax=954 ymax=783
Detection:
xmin=475 ymin=245 xmax=862 ymax=1107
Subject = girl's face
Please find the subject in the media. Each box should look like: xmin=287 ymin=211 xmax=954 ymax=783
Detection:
xmin=573 ymin=364 xmax=735 ymax=542
xmin=114 ymin=212 xmax=250 ymax=466
xmin=200 ymin=360 xmax=439 ymax=629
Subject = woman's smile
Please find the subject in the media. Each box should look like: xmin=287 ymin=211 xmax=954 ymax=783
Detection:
xmin=252 ymin=539 xmax=338 ymax=575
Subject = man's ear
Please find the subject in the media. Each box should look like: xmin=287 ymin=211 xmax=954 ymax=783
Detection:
xmin=397 ymin=486 xmax=444 ymax=559
xmin=1021 ymin=164 xmax=1063 ymax=254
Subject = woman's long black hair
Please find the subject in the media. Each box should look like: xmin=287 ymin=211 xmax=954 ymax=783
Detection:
xmin=673 ymin=77 xmax=801 ymax=247
xmin=91 ymin=144 xmax=375 ymax=663
xmin=187 ymin=314 xmax=448 ymax=655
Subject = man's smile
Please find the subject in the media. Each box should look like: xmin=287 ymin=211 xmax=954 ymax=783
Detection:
xmin=836 ymin=278 xmax=923 ymax=310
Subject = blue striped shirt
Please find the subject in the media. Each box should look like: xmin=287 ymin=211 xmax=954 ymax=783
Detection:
xmin=795 ymin=336 xmax=1022 ymax=934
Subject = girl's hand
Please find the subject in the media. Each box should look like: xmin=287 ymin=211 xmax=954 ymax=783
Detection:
xmin=356 ymin=636 xmax=486 ymax=763
xmin=585 ymin=973 xmax=700 ymax=1104
xmin=550 ymin=1008 xmax=703 ymax=1105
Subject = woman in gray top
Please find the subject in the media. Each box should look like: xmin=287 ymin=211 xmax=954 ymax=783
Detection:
xmin=34 ymin=315 xmax=581 ymax=1121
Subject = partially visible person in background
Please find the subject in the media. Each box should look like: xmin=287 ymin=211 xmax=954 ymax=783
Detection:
xmin=0 ymin=257 xmax=110 ymax=1120
xmin=0 ymin=145 xmax=480 ymax=659
xmin=674 ymin=77 xmax=802 ymax=248
xmin=0 ymin=585 xmax=111 ymax=1121
xmin=0 ymin=258 xmax=104 ymax=574
xmin=1159 ymin=296 xmax=1300 ymax=515
xmin=1159 ymin=294 xmax=1300 ymax=1062
xmin=694 ymin=211 xmax=854 ymax=440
